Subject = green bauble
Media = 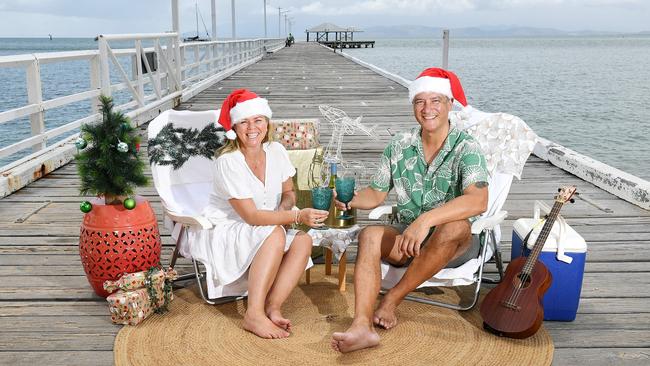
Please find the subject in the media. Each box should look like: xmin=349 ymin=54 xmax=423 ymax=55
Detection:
xmin=123 ymin=198 xmax=136 ymax=210
xmin=75 ymin=137 xmax=87 ymax=150
xmin=121 ymin=122 xmax=130 ymax=131
xmin=80 ymin=201 xmax=92 ymax=213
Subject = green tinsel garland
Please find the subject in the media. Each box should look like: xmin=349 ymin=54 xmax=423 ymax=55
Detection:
xmin=148 ymin=123 xmax=227 ymax=169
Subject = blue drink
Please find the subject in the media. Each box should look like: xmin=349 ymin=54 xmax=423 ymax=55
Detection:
xmin=335 ymin=177 xmax=355 ymax=219
xmin=311 ymin=187 xmax=332 ymax=230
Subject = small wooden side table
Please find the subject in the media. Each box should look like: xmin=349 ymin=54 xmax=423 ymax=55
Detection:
xmin=324 ymin=247 xmax=348 ymax=292
xmin=308 ymin=225 xmax=360 ymax=292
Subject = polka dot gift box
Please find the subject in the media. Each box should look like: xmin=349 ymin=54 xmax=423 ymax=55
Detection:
xmin=269 ymin=119 xmax=319 ymax=150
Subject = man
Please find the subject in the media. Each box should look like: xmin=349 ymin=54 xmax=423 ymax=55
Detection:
xmin=331 ymin=68 xmax=489 ymax=353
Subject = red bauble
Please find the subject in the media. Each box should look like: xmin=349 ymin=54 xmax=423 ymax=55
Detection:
xmin=79 ymin=197 xmax=161 ymax=297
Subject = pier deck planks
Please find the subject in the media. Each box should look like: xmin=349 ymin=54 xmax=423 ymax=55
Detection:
xmin=1 ymin=43 xmax=648 ymax=365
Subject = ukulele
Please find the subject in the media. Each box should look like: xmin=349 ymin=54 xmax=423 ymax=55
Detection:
xmin=480 ymin=186 xmax=577 ymax=339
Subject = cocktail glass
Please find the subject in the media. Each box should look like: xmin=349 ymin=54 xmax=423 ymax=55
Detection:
xmin=335 ymin=177 xmax=355 ymax=220
xmin=311 ymin=187 xmax=332 ymax=230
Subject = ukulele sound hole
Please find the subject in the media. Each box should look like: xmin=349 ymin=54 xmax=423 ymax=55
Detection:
xmin=514 ymin=273 xmax=532 ymax=289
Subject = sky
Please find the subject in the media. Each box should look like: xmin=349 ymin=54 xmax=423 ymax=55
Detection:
xmin=0 ymin=0 xmax=648 ymax=38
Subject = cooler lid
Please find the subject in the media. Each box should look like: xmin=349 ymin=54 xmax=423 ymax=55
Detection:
xmin=514 ymin=218 xmax=587 ymax=253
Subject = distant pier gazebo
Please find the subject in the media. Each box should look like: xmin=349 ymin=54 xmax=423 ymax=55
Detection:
xmin=305 ymin=22 xmax=375 ymax=49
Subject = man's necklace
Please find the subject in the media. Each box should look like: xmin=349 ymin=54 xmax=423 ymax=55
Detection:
xmin=425 ymin=145 xmax=443 ymax=165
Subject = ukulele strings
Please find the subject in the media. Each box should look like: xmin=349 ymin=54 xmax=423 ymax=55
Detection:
xmin=503 ymin=218 xmax=545 ymax=305
xmin=505 ymin=202 xmax=562 ymax=306
xmin=506 ymin=215 xmax=553 ymax=306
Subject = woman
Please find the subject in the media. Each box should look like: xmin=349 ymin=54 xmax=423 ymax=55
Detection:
xmin=196 ymin=89 xmax=328 ymax=339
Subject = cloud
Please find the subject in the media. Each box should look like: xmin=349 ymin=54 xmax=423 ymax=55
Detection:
xmin=0 ymin=0 xmax=647 ymax=37
xmin=489 ymin=0 xmax=649 ymax=10
xmin=296 ymin=0 xmax=475 ymax=15
xmin=0 ymin=0 xmax=168 ymax=19
xmin=292 ymin=0 xmax=645 ymax=16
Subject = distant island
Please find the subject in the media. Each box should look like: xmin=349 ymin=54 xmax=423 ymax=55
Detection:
xmin=361 ymin=25 xmax=650 ymax=38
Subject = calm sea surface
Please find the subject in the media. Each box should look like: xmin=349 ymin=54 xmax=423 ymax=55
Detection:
xmin=345 ymin=37 xmax=650 ymax=181
xmin=1 ymin=37 xmax=649 ymax=180
xmin=0 ymin=38 xmax=147 ymax=168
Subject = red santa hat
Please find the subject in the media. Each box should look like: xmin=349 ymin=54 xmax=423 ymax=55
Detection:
xmin=408 ymin=67 xmax=469 ymax=108
xmin=218 ymin=89 xmax=273 ymax=140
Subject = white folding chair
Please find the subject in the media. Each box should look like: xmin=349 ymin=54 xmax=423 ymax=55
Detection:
xmin=369 ymin=109 xmax=538 ymax=310
xmin=148 ymin=110 xmax=322 ymax=304
xmin=147 ymin=109 xmax=242 ymax=305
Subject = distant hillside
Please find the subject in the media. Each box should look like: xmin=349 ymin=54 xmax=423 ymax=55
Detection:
xmin=361 ymin=25 xmax=641 ymax=38
xmin=361 ymin=25 xmax=444 ymax=38
xmin=454 ymin=26 xmax=566 ymax=37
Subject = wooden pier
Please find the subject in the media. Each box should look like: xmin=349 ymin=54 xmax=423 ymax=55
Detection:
xmin=1 ymin=43 xmax=649 ymax=365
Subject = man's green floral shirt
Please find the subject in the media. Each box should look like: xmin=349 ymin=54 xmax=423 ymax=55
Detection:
xmin=370 ymin=125 xmax=488 ymax=224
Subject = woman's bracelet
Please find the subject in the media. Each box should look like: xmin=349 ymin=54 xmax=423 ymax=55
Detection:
xmin=294 ymin=210 xmax=300 ymax=225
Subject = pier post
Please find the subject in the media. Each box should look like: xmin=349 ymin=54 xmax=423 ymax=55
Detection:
xmin=211 ymin=0 xmax=218 ymax=72
xmin=231 ymin=0 xmax=236 ymax=39
xmin=442 ymin=29 xmax=449 ymax=69
xmin=98 ymin=36 xmax=111 ymax=97
xmin=263 ymin=0 xmax=267 ymax=38
xmin=211 ymin=0 xmax=217 ymax=40
xmin=89 ymin=56 xmax=101 ymax=113
xmin=25 ymin=58 xmax=45 ymax=152
xmin=171 ymin=0 xmax=179 ymax=35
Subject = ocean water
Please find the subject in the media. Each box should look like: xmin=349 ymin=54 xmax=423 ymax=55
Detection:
xmin=344 ymin=37 xmax=650 ymax=181
xmin=0 ymin=38 xmax=154 ymax=168
xmin=1 ymin=37 xmax=649 ymax=180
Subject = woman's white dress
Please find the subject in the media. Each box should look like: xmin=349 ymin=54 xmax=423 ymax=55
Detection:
xmin=187 ymin=141 xmax=312 ymax=299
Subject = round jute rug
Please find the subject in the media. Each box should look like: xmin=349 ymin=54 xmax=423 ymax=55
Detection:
xmin=114 ymin=265 xmax=553 ymax=366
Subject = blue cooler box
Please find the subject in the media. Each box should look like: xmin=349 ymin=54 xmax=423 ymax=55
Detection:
xmin=511 ymin=216 xmax=587 ymax=321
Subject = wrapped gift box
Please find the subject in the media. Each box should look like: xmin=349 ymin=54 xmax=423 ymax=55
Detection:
xmin=269 ymin=119 xmax=319 ymax=150
xmin=105 ymin=268 xmax=176 ymax=325
xmin=107 ymin=287 xmax=170 ymax=326
xmin=104 ymin=268 xmax=174 ymax=293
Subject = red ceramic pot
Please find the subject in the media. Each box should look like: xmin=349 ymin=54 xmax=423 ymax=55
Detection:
xmin=79 ymin=196 xmax=161 ymax=297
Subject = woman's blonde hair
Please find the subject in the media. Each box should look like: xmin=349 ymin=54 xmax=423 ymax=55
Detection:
xmin=216 ymin=116 xmax=271 ymax=157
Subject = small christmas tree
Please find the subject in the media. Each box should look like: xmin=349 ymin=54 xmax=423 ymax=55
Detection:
xmin=76 ymin=95 xmax=148 ymax=205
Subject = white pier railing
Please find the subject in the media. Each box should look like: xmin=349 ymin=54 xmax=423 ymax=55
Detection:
xmin=0 ymin=33 xmax=284 ymax=196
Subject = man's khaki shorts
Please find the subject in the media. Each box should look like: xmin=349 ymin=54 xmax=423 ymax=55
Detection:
xmin=389 ymin=222 xmax=480 ymax=269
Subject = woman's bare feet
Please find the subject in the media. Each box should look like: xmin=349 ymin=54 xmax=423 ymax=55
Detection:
xmin=331 ymin=322 xmax=380 ymax=353
xmin=243 ymin=312 xmax=290 ymax=339
xmin=266 ymin=307 xmax=292 ymax=331
xmin=373 ymin=297 xmax=398 ymax=329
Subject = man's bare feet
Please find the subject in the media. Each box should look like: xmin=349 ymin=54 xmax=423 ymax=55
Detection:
xmin=266 ymin=307 xmax=291 ymax=331
xmin=373 ymin=297 xmax=398 ymax=329
xmin=331 ymin=322 xmax=380 ymax=353
xmin=243 ymin=312 xmax=290 ymax=339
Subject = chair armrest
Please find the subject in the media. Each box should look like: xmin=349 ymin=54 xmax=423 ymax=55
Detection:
xmin=165 ymin=210 xmax=214 ymax=230
xmin=369 ymin=205 xmax=394 ymax=220
xmin=471 ymin=210 xmax=508 ymax=234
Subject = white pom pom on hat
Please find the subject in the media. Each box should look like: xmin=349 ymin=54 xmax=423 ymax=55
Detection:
xmin=218 ymin=89 xmax=272 ymax=140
